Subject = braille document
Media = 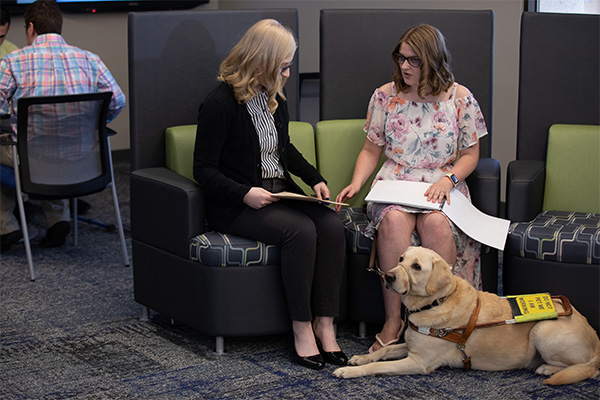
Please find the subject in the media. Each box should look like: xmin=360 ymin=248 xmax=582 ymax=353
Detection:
xmin=364 ymin=180 xmax=510 ymax=250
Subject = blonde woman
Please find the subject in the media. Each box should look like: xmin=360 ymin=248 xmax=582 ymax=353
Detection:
xmin=336 ymin=24 xmax=488 ymax=353
xmin=193 ymin=19 xmax=347 ymax=370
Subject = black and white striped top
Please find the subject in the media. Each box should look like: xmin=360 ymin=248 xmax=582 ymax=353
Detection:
xmin=246 ymin=91 xmax=285 ymax=179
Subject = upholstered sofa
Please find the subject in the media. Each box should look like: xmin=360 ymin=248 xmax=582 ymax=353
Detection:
xmin=129 ymin=9 xmax=503 ymax=352
xmin=163 ymin=119 xmax=502 ymax=342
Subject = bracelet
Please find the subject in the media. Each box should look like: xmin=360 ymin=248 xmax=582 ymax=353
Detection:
xmin=444 ymin=173 xmax=459 ymax=187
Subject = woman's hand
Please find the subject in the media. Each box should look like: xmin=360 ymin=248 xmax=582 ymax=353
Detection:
xmin=335 ymin=183 xmax=361 ymax=211
xmin=243 ymin=187 xmax=279 ymax=209
xmin=424 ymin=142 xmax=480 ymax=205
xmin=333 ymin=139 xmax=383 ymax=212
xmin=425 ymin=177 xmax=454 ymax=205
xmin=313 ymin=181 xmax=331 ymax=202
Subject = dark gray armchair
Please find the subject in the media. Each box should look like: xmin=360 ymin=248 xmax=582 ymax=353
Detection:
xmin=128 ymin=10 xmax=300 ymax=353
xmin=503 ymin=12 xmax=599 ymax=332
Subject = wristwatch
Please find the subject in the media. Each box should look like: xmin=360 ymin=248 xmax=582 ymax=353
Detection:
xmin=445 ymin=173 xmax=459 ymax=187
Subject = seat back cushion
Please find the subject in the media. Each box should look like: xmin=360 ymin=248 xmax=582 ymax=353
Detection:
xmin=315 ymin=119 xmax=385 ymax=208
xmin=128 ymin=10 xmax=299 ymax=171
xmin=544 ymin=124 xmax=599 ymax=214
xmin=165 ymin=125 xmax=197 ymax=182
xmin=288 ymin=121 xmax=317 ymax=194
xmin=165 ymin=122 xmax=316 ymax=187
xmin=320 ymin=9 xmax=494 ymax=158
xmin=517 ymin=13 xmax=599 ymax=161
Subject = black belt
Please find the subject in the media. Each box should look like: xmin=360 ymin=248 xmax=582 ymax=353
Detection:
xmin=261 ymin=177 xmax=288 ymax=192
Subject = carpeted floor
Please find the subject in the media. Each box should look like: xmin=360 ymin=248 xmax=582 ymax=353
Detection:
xmin=1 ymin=157 xmax=599 ymax=399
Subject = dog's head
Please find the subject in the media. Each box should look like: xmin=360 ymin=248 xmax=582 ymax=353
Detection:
xmin=384 ymin=246 xmax=453 ymax=298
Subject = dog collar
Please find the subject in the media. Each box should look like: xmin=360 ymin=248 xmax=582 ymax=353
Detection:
xmin=406 ymin=296 xmax=448 ymax=315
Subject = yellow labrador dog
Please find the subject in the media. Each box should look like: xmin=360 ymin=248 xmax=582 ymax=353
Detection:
xmin=333 ymin=246 xmax=600 ymax=385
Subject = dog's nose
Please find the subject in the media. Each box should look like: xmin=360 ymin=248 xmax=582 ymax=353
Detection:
xmin=385 ymin=273 xmax=395 ymax=284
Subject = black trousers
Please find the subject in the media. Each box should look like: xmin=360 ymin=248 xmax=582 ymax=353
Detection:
xmin=219 ymin=180 xmax=345 ymax=321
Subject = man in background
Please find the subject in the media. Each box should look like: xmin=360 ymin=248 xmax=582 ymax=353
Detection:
xmin=0 ymin=6 xmax=18 ymax=59
xmin=1 ymin=6 xmax=18 ymax=135
xmin=0 ymin=0 xmax=125 ymax=252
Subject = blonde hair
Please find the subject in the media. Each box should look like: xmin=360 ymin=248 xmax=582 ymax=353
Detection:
xmin=219 ymin=19 xmax=297 ymax=113
xmin=391 ymin=24 xmax=454 ymax=99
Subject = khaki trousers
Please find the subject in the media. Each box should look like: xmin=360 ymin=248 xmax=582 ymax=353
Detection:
xmin=0 ymin=139 xmax=69 ymax=235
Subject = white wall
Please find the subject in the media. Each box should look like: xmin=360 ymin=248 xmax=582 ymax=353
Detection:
xmin=6 ymin=0 xmax=524 ymax=200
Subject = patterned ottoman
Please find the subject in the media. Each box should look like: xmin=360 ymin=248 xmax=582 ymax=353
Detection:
xmin=337 ymin=207 xmax=373 ymax=255
xmin=507 ymin=210 xmax=600 ymax=265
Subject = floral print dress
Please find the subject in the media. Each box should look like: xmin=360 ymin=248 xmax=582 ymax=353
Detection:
xmin=364 ymin=82 xmax=488 ymax=289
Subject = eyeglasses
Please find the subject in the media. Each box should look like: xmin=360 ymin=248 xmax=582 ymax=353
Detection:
xmin=280 ymin=62 xmax=293 ymax=75
xmin=394 ymin=53 xmax=421 ymax=68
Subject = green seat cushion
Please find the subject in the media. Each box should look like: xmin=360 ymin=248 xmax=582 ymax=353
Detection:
xmin=544 ymin=124 xmax=600 ymax=213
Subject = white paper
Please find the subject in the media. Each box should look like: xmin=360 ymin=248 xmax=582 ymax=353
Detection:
xmin=365 ymin=180 xmax=509 ymax=250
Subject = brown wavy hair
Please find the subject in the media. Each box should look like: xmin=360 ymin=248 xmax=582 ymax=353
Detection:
xmin=24 ymin=0 xmax=63 ymax=35
xmin=218 ymin=19 xmax=297 ymax=113
xmin=391 ymin=24 xmax=454 ymax=99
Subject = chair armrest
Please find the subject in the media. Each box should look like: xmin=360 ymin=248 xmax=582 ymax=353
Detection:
xmin=505 ymin=160 xmax=545 ymax=223
xmin=131 ymin=167 xmax=205 ymax=258
xmin=465 ymin=157 xmax=501 ymax=217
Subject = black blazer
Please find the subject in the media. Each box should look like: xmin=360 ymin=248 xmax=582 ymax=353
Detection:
xmin=193 ymin=82 xmax=325 ymax=228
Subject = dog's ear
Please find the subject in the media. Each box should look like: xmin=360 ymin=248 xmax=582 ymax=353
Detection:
xmin=426 ymin=254 xmax=452 ymax=295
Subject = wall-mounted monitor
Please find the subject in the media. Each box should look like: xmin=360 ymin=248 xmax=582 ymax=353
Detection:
xmin=3 ymin=0 xmax=209 ymax=14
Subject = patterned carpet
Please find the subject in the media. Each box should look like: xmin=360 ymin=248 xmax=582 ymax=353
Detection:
xmin=1 ymin=157 xmax=599 ymax=399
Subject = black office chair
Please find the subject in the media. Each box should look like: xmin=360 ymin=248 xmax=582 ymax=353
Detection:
xmin=7 ymin=92 xmax=129 ymax=280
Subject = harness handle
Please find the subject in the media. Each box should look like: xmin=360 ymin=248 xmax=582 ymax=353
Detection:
xmin=554 ymin=295 xmax=573 ymax=317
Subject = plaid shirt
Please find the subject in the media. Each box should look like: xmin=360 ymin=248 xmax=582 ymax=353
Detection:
xmin=0 ymin=34 xmax=125 ymax=138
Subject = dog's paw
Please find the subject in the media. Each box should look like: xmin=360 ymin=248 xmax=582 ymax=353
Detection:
xmin=332 ymin=366 xmax=359 ymax=379
xmin=535 ymin=364 xmax=564 ymax=376
xmin=348 ymin=354 xmax=371 ymax=366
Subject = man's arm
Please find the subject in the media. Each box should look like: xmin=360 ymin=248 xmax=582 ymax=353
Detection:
xmin=95 ymin=57 xmax=125 ymax=123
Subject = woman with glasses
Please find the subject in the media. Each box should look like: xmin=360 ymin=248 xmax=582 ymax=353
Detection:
xmin=335 ymin=24 xmax=488 ymax=353
xmin=193 ymin=19 xmax=347 ymax=370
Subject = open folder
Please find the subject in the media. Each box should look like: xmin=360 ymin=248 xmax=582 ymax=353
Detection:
xmin=273 ymin=191 xmax=350 ymax=207
xmin=364 ymin=180 xmax=509 ymax=250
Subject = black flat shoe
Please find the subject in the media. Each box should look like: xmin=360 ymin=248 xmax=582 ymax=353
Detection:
xmin=296 ymin=352 xmax=325 ymax=370
xmin=40 ymin=221 xmax=70 ymax=248
xmin=316 ymin=339 xmax=348 ymax=366
xmin=1 ymin=230 xmax=23 ymax=253
xmin=320 ymin=350 xmax=348 ymax=366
